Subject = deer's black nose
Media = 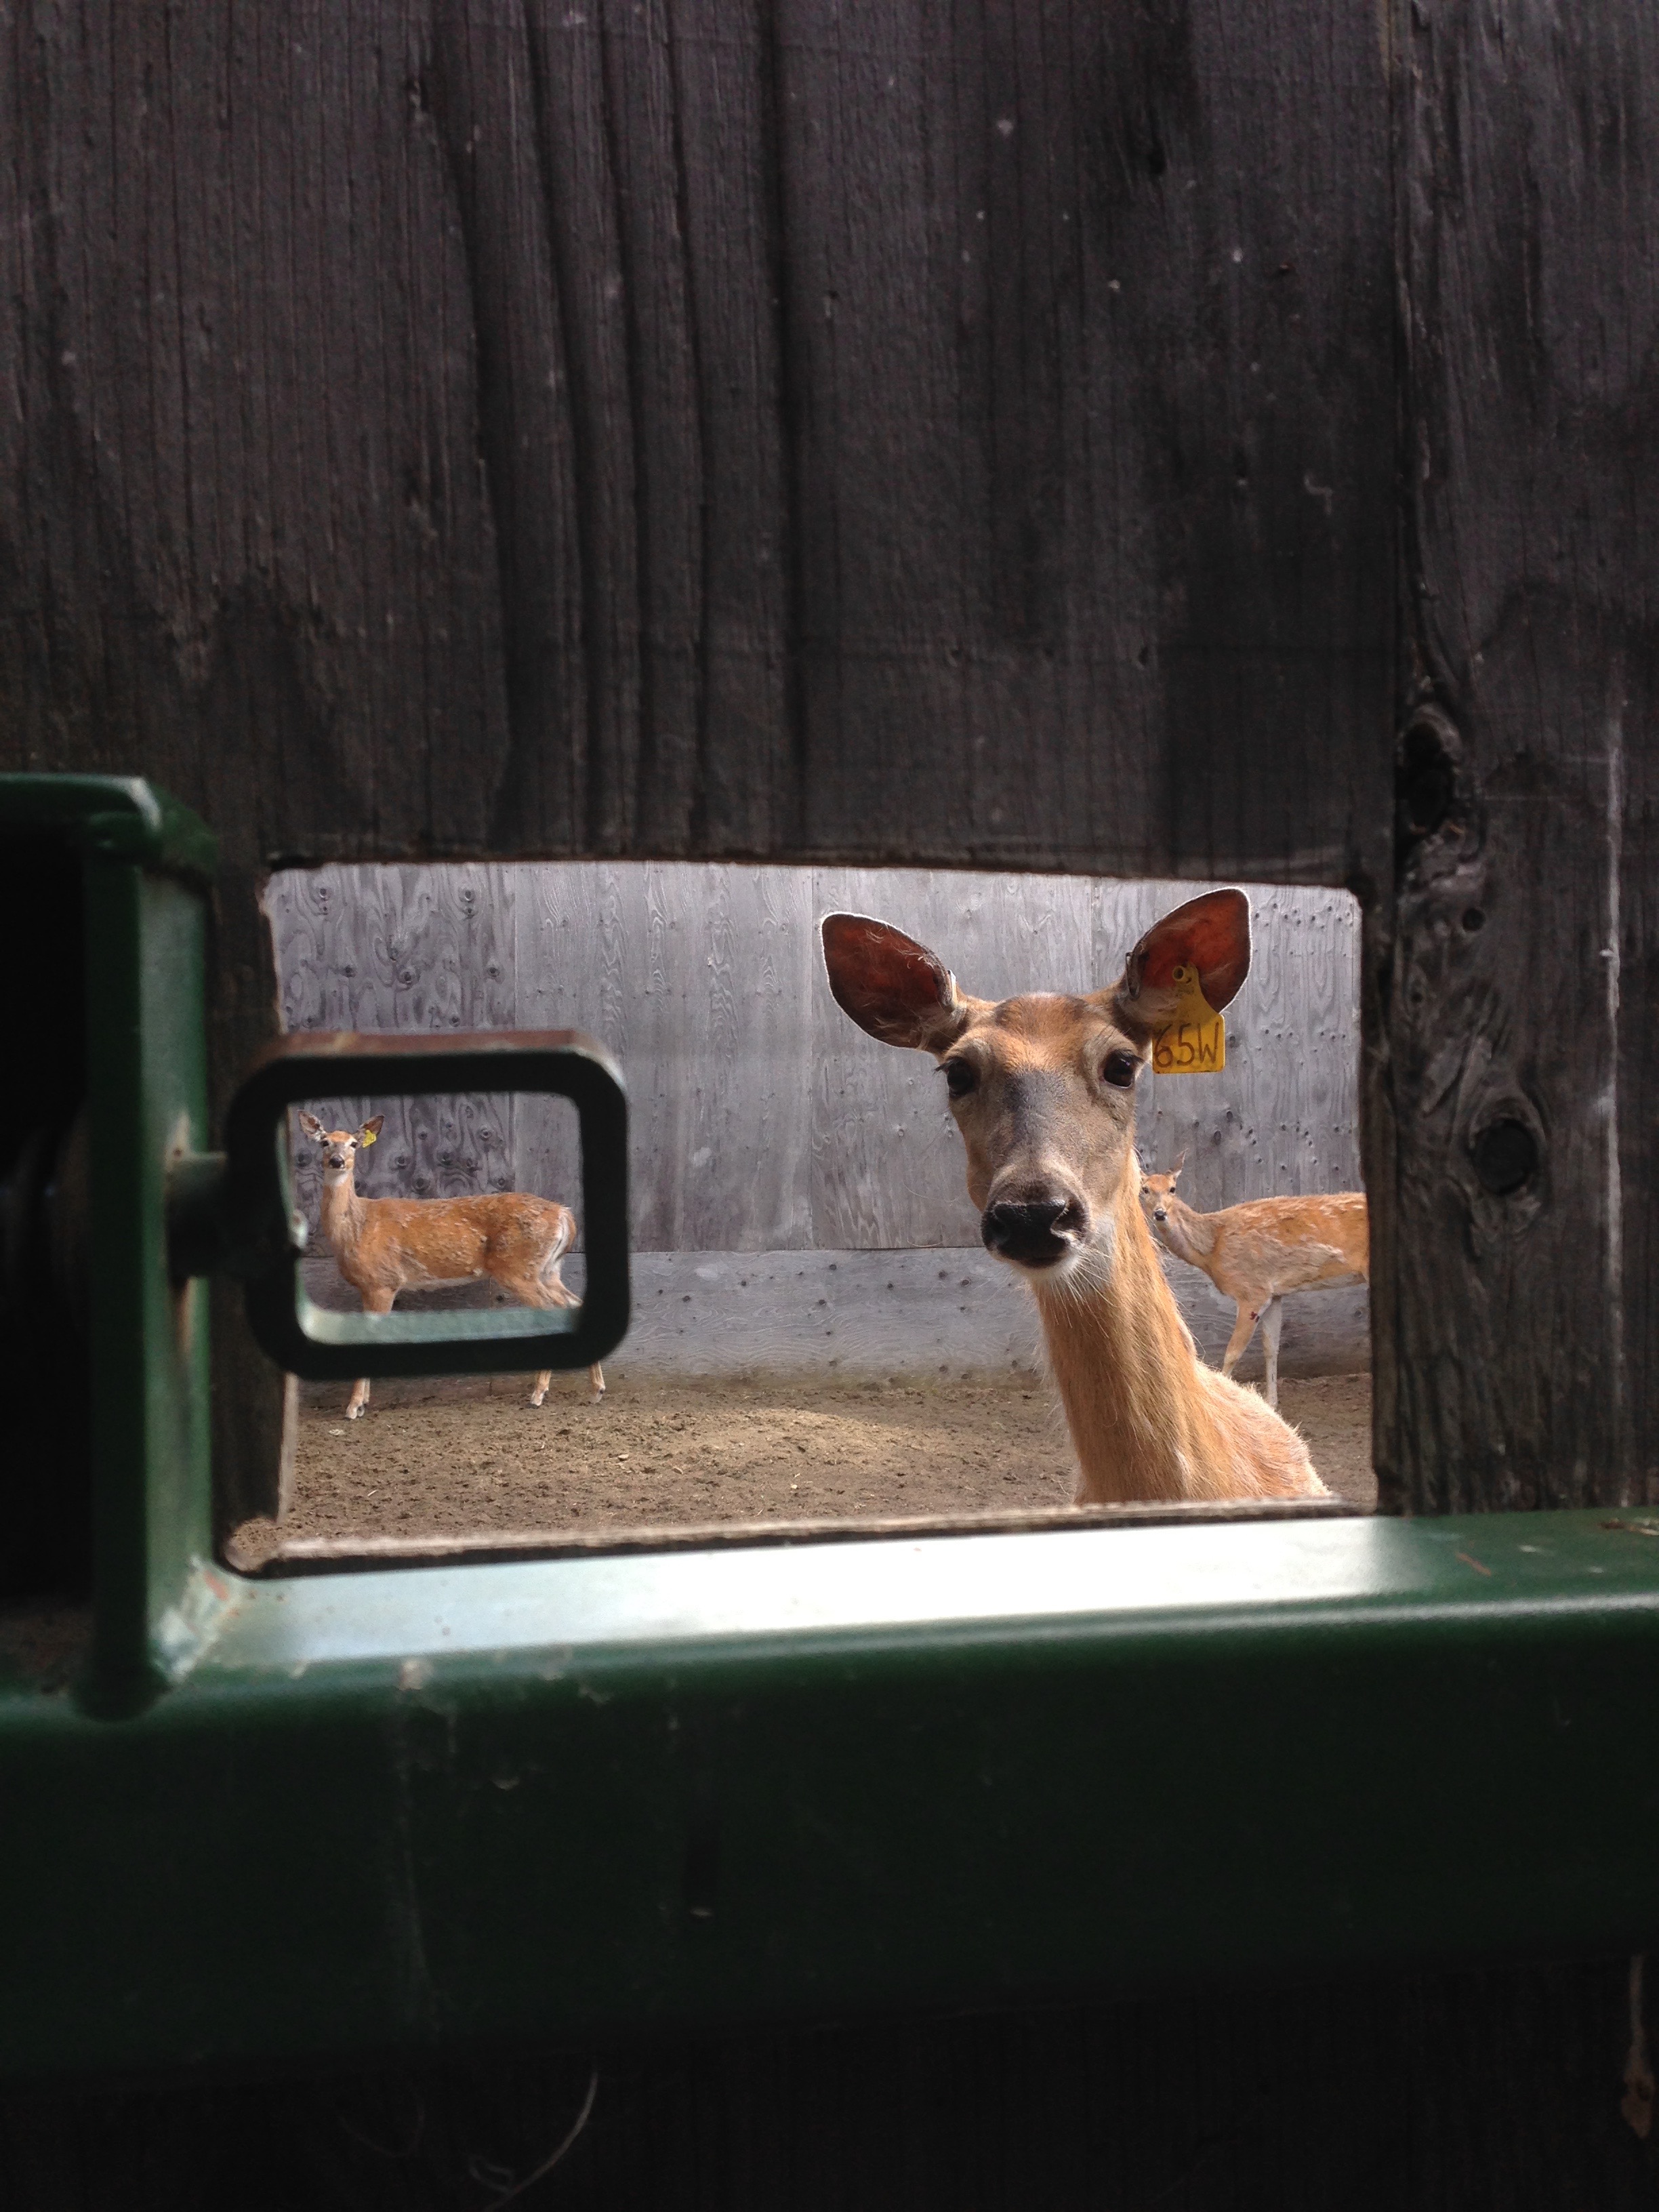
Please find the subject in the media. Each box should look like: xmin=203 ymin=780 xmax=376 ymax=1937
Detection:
xmin=981 ymin=1195 xmax=1082 ymax=1267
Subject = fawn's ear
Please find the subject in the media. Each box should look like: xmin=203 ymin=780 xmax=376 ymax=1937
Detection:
xmin=1109 ymin=889 xmax=1251 ymax=1040
xmin=359 ymin=1114 xmax=384 ymax=1145
xmin=821 ymin=914 xmax=974 ymax=1052
xmin=1171 ymin=1150 xmax=1187 ymax=1177
xmin=298 ymin=1111 xmax=324 ymax=1141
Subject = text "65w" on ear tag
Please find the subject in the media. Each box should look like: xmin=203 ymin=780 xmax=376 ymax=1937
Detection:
xmin=1151 ymin=964 xmax=1226 ymax=1075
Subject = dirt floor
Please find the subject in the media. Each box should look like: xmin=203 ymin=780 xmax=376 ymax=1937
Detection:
xmin=236 ymin=1368 xmax=1374 ymax=1561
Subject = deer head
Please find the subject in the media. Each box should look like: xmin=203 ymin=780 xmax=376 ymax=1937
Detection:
xmin=821 ymin=892 xmax=1248 ymax=1278
xmin=1138 ymin=1152 xmax=1187 ymax=1230
xmin=297 ymin=1111 xmax=384 ymax=1183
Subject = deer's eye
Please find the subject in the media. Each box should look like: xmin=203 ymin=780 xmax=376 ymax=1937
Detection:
xmin=1101 ymin=1048 xmax=1139 ymax=1089
xmin=943 ymin=1058 xmax=978 ymax=1101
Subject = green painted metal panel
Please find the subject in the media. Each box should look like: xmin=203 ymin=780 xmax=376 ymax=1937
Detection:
xmin=6 ymin=1511 xmax=1659 ymax=2076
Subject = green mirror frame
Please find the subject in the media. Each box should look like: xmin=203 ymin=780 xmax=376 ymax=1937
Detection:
xmin=222 ymin=1029 xmax=630 ymax=1382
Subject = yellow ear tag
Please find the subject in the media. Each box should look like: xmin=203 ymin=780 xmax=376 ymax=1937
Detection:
xmin=359 ymin=1128 xmax=377 ymax=1147
xmin=1151 ymin=964 xmax=1227 ymax=1076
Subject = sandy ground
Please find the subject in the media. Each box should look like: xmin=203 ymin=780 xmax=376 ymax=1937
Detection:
xmin=236 ymin=1368 xmax=1374 ymax=1561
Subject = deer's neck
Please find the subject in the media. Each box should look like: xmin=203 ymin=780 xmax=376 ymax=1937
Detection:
xmin=1155 ymin=1195 xmax=1216 ymax=1267
xmin=1031 ymin=1185 xmax=1227 ymax=1504
xmin=318 ymin=1174 xmax=365 ymax=1249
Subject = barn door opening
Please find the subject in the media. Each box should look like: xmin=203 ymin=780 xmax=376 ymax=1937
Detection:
xmin=233 ymin=863 xmax=1369 ymax=1568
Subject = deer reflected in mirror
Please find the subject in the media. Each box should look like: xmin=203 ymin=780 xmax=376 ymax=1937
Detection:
xmin=298 ymin=1113 xmax=606 ymax=1420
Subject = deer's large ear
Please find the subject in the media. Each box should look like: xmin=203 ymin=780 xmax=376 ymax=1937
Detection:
xmin=298 ymin=1111 xmax=324 ymax=1140
xmin=821 ymin=914 xmax=972 ymax=1052
xmin=360 ymin=1113 xmax=384 ymax=1145
xmin=1109 ymin=889 xmax=1251 ymax=1040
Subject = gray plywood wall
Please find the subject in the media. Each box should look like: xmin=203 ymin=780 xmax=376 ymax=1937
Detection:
xmin=266 ymin=865 xmax=1361 ymax=1252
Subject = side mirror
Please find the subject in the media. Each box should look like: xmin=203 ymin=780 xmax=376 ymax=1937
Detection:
xmin=169 ymin=1032 xmax=630 ymax=1385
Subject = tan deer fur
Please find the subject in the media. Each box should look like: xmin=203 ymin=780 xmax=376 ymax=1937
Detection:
xmin=1139 ymin=1160 xmax=1368 ymax=1409
xmin=820 ymin=892 xmax=1326 ymax=1505
xmin=298 ymin=1113 xmax=605 ymax=1420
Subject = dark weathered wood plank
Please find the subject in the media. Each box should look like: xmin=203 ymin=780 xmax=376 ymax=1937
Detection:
xmin=1382 ymin=0 xmax=1659 ymax=1511
xmin=0 ymin=0 xmax=1391 ymax=878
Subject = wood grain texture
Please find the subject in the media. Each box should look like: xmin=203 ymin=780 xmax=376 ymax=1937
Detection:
xmin=1380 ymin=0 xmax=1659 ymax=1513
xmin=268 ymin=863 xmax=1362 ymax=1255
xmin=0 ymin=0 xmax=1391 ymax=879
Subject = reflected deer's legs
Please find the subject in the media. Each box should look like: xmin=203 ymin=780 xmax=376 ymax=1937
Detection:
xmin=501 ymin=1267 xmax=607 ymax=1407
xmin=347 ymin=1286 xmax=396 ymax=1419
xmin=544 ymin=1274 xmax=607 ymax=1401
xmin=543 ymin=1275 xmax=607 ymax=1401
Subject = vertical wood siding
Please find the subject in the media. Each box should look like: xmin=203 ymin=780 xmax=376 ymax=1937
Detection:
xmin=1381 ymin=0 xmax=1659 ymax=1513
xmin=268 ymin=864 xmax=1361 ymax=1250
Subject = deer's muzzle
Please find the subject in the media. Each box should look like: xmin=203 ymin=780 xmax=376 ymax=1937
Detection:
xmin=981 ymin=1193 xmax=1086 ymax=1269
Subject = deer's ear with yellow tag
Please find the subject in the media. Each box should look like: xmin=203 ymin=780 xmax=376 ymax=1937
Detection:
xmin=359 ymin=1113 xmax=384 ymax=1146
xmin=1108 ymin=889 xmax=1250 ymax=1042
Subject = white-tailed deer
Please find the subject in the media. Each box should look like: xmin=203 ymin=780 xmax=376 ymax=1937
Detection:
xmin=1139 ymin=1159 xmax=1368 ymax=1410
xmin=821 ymin=891 xmax=1326 ymax=1504
xmin=298 ymin=1113 xmax=605 ymax=1420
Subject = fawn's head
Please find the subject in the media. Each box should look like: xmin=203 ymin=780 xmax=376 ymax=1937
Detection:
xmin=1138 ymin=1154 xmax=1187 ymax=1230
xmin=298 ymin=1111 xmax=384 ymax=1182
xmin=821 ymin=892 xmax=1248 ymax=1279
